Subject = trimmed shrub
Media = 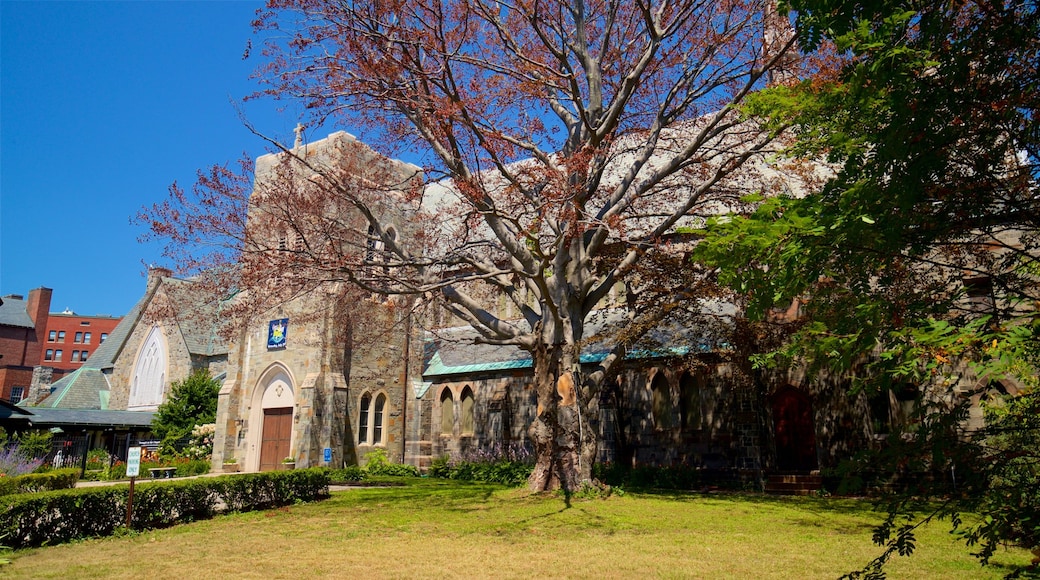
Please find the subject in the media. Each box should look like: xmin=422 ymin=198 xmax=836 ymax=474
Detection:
xmin=0 ymin=468 xmax=330 ymax=549
xmin=6 ymin=468 xmax=80 ymax=495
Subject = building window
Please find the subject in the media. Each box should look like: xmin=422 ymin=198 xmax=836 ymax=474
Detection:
xmin=72 ymin=351 xmax=79 ymax=362
xmin=48 ymin=330 xmax=56 ymax=342
xmin=128 ymin=327 xmax=167 ymax=410
xmin=440 ymin=390 xmax=455 ymax=436
xmin=460 ymin=387 xmax=475 ymax=435
xmin=358 ymin=394 xmax=371 ymax=444
xmin=84 ymin=332 xmax=92 ymax=344
xmin=54 ymin=349 xmax=63 ymax=362
xmin=100 ymin=333 xmax=108 ymax=343
xmin=9 ymin=387 xmax=24 ymax=404
xmin=81 ymin=350 xmax=89 ymax=360
xmin=80 ymin=321 xmax=90 ymax=326
xmin=651 ymin=373 xmax=673 ymax=430
xmin=373 ymin=394 xmax=386 ymax=444
xmin=74 ymin=332 xmax=83 ymax=343
xmin=57 ymin=331 xmax=65 ymax=342
xmin=45 ymin=349 xmax=53 ymax=361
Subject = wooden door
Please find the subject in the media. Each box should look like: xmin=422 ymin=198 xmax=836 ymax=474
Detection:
xmin=772 ymin=387 xmax=818 ymax=472
xmin=259 ymin=407 xmax=293 ymax=471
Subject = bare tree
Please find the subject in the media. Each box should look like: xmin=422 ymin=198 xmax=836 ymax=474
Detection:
xmin=144 ymin=0 xmax=809 ymax=490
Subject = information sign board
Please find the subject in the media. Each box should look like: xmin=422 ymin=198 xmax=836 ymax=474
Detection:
xmin=127 ymin=446 xmax=142 ymax=478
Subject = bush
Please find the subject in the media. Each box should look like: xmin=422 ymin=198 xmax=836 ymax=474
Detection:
xmin=325 ymin=466 xmax=365 ymax=483
xmin=428 ymin=455 xmax=533 ymax=487
xmin=85 ymin=449 xmax=111 ymax=471
xmin=0 ymin=446 xmax=43 ymax=478
xmin=363 ymin=449 xmax=420 ymax=477
xmin=0 ymin=468 xmax=330 ymax=549
xmin=3 ymin=469 xmax=80 ymax=496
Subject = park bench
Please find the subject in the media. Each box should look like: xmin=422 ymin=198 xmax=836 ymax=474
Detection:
xmin=148 ymin=467 xmax=177 ymax=479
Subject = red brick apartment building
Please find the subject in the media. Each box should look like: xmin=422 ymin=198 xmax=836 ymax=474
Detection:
xmin=0 ymin=288 xmax=51 ymax=403
xmin=41 ymin=311 xmax=121 ymax=372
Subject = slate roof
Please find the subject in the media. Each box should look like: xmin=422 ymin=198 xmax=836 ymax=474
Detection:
xmin=0 ymin=295 xmax=34 ymax=328
xmin=17 ymin=408 xmax=153 ymax=429
xmin=30 ymin=273 xmax=226 ymax=411
xmin=423 ymin=304 xmax=734 ymax=378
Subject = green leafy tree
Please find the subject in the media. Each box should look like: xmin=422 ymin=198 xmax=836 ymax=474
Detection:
xmin=151 ymin=370 xmax=220 ymax=455
xmin=698 ymin=0 xmax=1040 ymax=575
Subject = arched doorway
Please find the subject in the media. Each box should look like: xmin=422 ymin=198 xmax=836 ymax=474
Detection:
xmin=771 ymin=386 xmax=817 ymax=472
xmin=251 ymin=366 xmax=295 ymax=471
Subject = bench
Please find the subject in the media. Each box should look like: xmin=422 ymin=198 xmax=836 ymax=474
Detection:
xmin=149 ymin=467 xmax=177 ymax=479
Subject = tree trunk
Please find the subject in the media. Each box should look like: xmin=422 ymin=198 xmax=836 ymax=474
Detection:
xmin=526 ymin=342 xmax=599 ymax=491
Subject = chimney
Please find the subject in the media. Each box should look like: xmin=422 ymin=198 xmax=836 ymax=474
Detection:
xmin=147 ymin=266 xmax=173 ymax=291
xmin=26 ymin=287 xmax=52 ymax=328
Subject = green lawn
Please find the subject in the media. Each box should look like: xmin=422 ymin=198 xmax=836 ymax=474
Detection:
xmin=4 ymin=479 xmax=1031 ymax=579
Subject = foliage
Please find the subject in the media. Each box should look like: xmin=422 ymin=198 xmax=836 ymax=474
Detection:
xmin=181 ymin=423 xmax=215 ymax=461
xmin=152 ymin=370 xmax=220 ymax=455
xmin=0 ymin=469 xmax=80 ymax=497
xmin=592 ymin=462 xmax=750 ymax=492
xmin=85 ymin=449 xmax=111 ymax=471
xmin=362 ymin=449 xmax=419 ymax=477
xmin=142 ymin=0 xmax=812 ymax=491
xmin=697 ymin=0 xmax=1040 ymax=575
xmin=324 ymin=466 xmax=365 ymax=483
xmin=0 ymin=468 xmax=330 ymax=549
xmin=429 ymin=444 xmax=534 ymax=487
xmin=0 ymin=447 xmax=43 ymax=479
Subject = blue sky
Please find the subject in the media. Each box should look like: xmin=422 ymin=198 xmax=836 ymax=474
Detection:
xmin=1 ymin=1 xmax=318 ymax=317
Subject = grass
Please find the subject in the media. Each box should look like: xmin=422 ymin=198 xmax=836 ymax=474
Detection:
xmin=3 ymin=478 xmax=1032 ymax=579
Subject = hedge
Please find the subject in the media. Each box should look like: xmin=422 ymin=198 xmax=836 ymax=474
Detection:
xmin=0 ymin=468 xmax=80 ymax=497
xmin=0 ymin=468 xmax=330 ymax=549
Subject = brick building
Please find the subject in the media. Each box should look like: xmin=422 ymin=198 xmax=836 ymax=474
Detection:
xmin=39 ymin=310 xmax=121 ymax=372
xmin=0 ymin=288 xmax=51 ymax=403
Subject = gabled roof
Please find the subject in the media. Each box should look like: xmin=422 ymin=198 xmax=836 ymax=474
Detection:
xmin=0 ymin=295 xmax=34 ymax=328
xmin=162 ymin=277 xmax=228 ymax=358
xmin=29 ymin=272 xmax=226 ymax=411
xmin=29 ymin=367 xmax=112 ymax=410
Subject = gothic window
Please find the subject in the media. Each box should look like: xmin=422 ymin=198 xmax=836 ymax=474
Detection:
xmin=373 ymin=394 xmax=386 ymax=444
xmin=679 ymin=372 xmax=703 ymax=431
xmin=440 ymin=389 xmax=455 ymax=436
xmin=651 ymin=373 xmax=673 ymax=430
xmin=460 ymin=387 xmax=475 ymax=435
xmin=128 ymin=326 xmax=167 ymax=410
xmin=359 ymin=394 xmax=371 ymax=444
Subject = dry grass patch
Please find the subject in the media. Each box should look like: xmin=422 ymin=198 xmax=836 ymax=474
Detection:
xmin=3 ymin=479 xmax=1031 ymax=579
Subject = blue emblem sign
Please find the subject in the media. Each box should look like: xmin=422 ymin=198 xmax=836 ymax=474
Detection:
xmin=324 ymin=447 xmax=332 ymax=463
xmin=268 ymin=318 xmax=288 ymax=350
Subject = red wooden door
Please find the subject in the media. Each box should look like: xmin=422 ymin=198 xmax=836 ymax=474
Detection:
xmin=259 ymin=407 xmax=293 ymax=471
xmin=772 ymin=387 xmax=818 ymax=472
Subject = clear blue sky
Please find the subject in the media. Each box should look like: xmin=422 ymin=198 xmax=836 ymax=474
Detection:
xmin=1 ymin=1 xmax=321 ymax=317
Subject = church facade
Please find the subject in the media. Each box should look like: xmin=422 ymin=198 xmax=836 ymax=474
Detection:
xmin=207 ymin=131 xmax=935 ymax=482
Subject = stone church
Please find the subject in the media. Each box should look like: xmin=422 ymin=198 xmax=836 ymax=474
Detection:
xmin=206 ymin=130 xmax=952 ymax=482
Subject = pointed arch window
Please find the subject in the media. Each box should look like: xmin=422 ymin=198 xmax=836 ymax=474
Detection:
xmin=651 ymin=373 xmax=673 ymax=430
xmin=373 ymin=394 xmax=386 ymax=444
xmin=460 ymin=387 xmax=475 ymax=435
xmin=129 ymin=327 xmax=167 ymax=410
xmin=359 ymin=394 xmax=371 ymax=444
xmin=440 ymin=389 xmax=455 ymax=436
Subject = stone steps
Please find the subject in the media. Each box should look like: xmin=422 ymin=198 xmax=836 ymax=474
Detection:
xmin=764 ymin=473 xmax=823 ymax=496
